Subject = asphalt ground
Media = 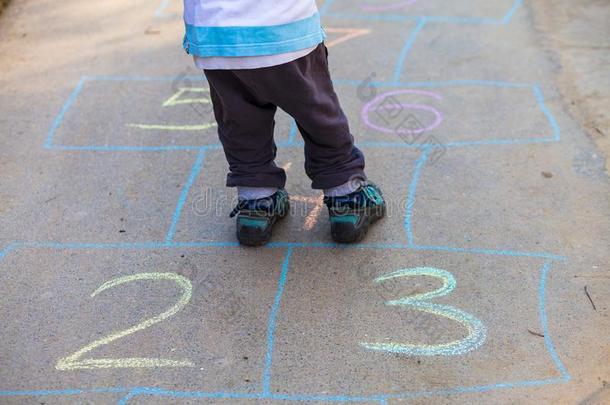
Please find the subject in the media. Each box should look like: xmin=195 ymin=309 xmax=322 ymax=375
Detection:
xmin=0 ymin=0 xmax=608 ymax=403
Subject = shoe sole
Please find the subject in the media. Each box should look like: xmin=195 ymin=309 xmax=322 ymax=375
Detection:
xmin=236 ymin=202 xmax=290 ymax=247
xmin=330 ymin=202 xmax=386 ymax=244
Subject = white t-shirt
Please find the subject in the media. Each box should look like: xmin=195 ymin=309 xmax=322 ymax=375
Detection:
xmin=193 ymin=46 xmax=316 ymax=70
xmin=184 ymin=0 xmax=322 ymax=69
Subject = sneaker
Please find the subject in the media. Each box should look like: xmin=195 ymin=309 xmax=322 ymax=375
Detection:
xmin=229 ymin=189 xmax=290 ymax=246
xmin=323 ymin=182 xmax=386 ymax=243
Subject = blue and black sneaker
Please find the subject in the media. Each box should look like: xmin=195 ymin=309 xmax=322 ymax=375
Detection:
xmin=323 ymin=182 xmax=386 ymax=243
xmin=229 ymin=189 xmax=290 ymax=246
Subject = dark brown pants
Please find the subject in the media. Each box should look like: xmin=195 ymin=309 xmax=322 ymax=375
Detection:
xmin=203 ymin=43 xmax=366 ymax=190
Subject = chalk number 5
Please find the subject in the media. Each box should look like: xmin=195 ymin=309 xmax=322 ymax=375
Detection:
xmin=361 ymin=267 xmax=486 ymax=356
xmin=56 ymin=273 xmax=194 ymax=370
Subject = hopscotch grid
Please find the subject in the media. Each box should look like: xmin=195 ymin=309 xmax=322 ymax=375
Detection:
xmin=2 ymin=0 xmax=570 ymax=401
xmin=44 ymin=76 xmax=87 ymax=149
xmin=392 ymin=17 xmax=427 ymax=83
xmin=538 ymin=261 xmax=570 ymax=379
xmin=45 ymin=135 xmax=559 ymax=152
xmin=0 ymin=379 xmax=569 ymax=403
xmin=165 ymin=149 xmax=207 ymax=244
xmin=404 ymin=147 xmax=431 ymax=246
xmin=262 ymin=247 xmax=293 ymax=394
xmin=533 ymin=85 xmax=561 ymax=141
xmin=324 ymin=0 xmax=524 ymax=85
xmin=0 ymin=246 xmax=568 ymax=401
xmin=286 ymin=120 xmax=298 ymax=144
xmin=116 ymin=391 xmax=135 ymax=405
xmin=0 ymin=241 xmax=567 ymax=260
xmin=502 ymin=0 xmax=524 ymax=24
xmin=43 ymin=77 xmax=560 ymax=151
xmin=398 ymin=86 xmax=561 ymax=252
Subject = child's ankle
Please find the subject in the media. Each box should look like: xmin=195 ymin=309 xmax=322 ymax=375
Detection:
xmin=323 ymin=178 xmax=366 ymax=198
xmin=237 ymin=186 xmax=278 ymax=201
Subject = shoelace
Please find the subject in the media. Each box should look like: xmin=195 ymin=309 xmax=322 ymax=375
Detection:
xmin=324 ymin=185 xmax=382 ymax=211
xmin=362 ymin=185 xmax=384 ymax=205
xmin=229 ymin=198 xmax=275 ymax=218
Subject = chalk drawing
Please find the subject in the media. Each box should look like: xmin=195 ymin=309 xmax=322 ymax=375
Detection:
xmin=56 ymin=272 xmax=194 ymax=370
xmin=128 ymin=87 xmax=216 ymax=132
xmin=361 ymin=0 xmax=420 ymax=12
xmin=291 ymin=195 xmax=325 ymax=230
xmin=362 ymin=89 xmax=443 ymax=136
xmin=12 ymin=0 xmax=569 ymax=397
xmin=324 ymin=28 xmax=372 ymax=48
xmin=303 ymin=195 xmax=325 ymax=230
xmin=127 ymin=123 xmax=216 ymax=131
xmin=280 ymin=161 xmax=324 ymax=230
xmin=361 ymin=267 xmax=486 ymax=356
xmin=162 ymin=87 xmax=212 ymax=107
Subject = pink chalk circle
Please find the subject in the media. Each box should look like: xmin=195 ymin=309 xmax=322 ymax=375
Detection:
xmin=366 ymin=104 xmax=442 ymax=135
xmin=361 ymin=89 xmax=443 ymax=135
xmin=361 ymin=0 xmax=420 ymax=12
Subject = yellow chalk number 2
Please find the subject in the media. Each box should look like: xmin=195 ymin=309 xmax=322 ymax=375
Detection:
xmin=56 ymin=272 xmax=193 ymax=370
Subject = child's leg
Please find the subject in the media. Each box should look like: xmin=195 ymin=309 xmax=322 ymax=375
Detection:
xmin=229 ymin=44 xmax=366 ymax=193
xmin=204 ymin=69 xmax=286 ymax=199
xmin=226 ymin=44 xmax=384 ymax=243
xmin=296 ymin=122 xmax=365 ymax=196
xmin=205 ymin=70 xmax=290 ymax=245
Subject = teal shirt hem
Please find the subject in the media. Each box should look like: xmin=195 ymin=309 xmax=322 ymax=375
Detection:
xmin=183 ymin=12 xmax=326 ymax=57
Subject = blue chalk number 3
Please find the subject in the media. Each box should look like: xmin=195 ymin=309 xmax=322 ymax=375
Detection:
xmin=361 ymin=267 xmax=486 ymax=356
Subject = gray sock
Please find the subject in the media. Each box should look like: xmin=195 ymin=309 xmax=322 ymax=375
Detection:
xmin=323 ymin=178 xmax=365 ymax=197
xmin=237 ymin=186 xmax=278 ymax=201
